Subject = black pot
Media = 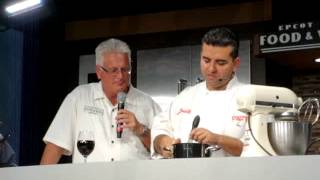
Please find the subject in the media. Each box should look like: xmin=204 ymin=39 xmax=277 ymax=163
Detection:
xmin=173 ymin=143 xmax=210 ymax=158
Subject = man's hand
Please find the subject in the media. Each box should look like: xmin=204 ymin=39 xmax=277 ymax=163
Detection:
xmin=190 ymin=128 xmax=220 ymax=145
xmin=153 ymin=134 xmax=180 ymax=158
xmin=116 ymin=109 xmax=151 ymax=151
xmin=116 ymin=109 xmax=143 ymax=135
xmin=190 ymin=128 xmax=243 ymax=156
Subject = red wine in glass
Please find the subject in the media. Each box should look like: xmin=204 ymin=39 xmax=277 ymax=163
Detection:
xmin=77 ymin=140 xmax=95 ymax=156
xmin=77 ymin=130 xmax=95 ymax=163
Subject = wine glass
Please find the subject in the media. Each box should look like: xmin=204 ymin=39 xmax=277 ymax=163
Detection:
xmin=77 ymin=130 xmax=95 ymax=163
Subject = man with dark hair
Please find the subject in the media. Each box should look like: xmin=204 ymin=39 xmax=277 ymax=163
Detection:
xmin=152 ymin=27 xmax=247 ymax=158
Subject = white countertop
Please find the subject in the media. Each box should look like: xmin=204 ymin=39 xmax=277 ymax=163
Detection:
xmin=1 ymin=155 xmax=319 ymax=180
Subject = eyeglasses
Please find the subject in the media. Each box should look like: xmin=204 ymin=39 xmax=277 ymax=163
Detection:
xmin=99 ymin=66 xmax=131 ymax=75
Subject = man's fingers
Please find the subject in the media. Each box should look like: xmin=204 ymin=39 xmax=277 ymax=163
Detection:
xmin=190 ymin=130 xmax=200 ymax=140
xmin=162 ymin=149 xmax=173 ymax=158
xmin=198 ymin=132 xmax=207 ymax=140
xmin=116 ymin=113 xmax=129 ymax=120
xmin=173 ymin=138 xmax=181 ymax=144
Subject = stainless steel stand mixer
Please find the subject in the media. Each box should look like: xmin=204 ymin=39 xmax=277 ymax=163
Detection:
xmin=236 ymin=85 xmax=320 ymax=156
xmin=268 ymin=98 xmax=320 ymax=155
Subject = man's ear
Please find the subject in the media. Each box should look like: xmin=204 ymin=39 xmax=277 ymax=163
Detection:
xmin=233 ymin=57 xmax=240 ymax=72
xmin=96 ymin=65 xmax=102 ymax=80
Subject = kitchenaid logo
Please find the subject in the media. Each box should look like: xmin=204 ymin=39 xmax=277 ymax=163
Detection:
xmin=259 ymin=21 xmax=320 ymax=53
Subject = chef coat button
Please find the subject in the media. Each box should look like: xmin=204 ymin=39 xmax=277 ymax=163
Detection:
xmin=111 ymin=158 xmax=114 ymax=161
xmin=111 ymin=140 xmax=114 ymax=144
xmin=111 ymin=125 xmax=114 ymax=128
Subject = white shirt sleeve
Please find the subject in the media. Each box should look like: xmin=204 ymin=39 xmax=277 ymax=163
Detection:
xmin=150 ymin=102 xmax=174 ymax=159
xmin=42 ymin=93 xmax=76 ymax=156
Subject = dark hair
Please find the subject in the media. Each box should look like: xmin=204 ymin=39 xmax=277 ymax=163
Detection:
xmin=201 ymin=27 xmax=239 ymax=59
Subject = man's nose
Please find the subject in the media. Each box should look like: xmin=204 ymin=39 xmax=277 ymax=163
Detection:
xmin=114 ymin=70 xmax=126 ymax=78
xmin=208 ymin=63 xmax=217 ymax=72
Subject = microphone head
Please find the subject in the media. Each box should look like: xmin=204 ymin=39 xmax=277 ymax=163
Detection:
xmin=117 ymin=92 xmax=127 ymax=104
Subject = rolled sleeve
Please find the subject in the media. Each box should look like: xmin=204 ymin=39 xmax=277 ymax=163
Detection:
xmin=42 ymin=94 xmax=75 ymax=156
xmin=150 ymin=110 xmax=173 ymax=159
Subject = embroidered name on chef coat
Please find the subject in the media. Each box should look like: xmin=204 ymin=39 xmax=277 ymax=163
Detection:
xmin=84 ymin=105 xmax=104 ymax=115
xmin=176 ymin=108 xmax=192 ymax=115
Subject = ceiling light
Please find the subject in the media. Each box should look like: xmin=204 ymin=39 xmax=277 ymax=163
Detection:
xmin=5 ymin=0 xmax=42 ymax=16
xmin=315 ymin=58 xmax=320 ymax=63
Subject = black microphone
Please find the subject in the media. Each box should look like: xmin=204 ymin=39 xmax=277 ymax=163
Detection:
xmin=117 ymin=92 xmax=127 ymax=138
xmin=218 ymin=72 xmax=234 ymax=82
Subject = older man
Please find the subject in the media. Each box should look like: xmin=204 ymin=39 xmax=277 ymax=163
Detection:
xmin=41 ymin=39 xmax=161 ymax=164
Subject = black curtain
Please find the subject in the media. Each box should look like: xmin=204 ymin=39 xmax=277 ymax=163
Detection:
xmin=18 ymin=13 xmax=78 ymax=165
xmin=19 ymin=20 xmax=41 ymax=165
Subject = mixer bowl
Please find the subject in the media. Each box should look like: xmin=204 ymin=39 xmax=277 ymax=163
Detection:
xmin=267 ymin=121 xmax=311 ymax=155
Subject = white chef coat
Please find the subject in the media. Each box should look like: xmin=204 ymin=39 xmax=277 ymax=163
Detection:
xmin=43 ymin=82 xmax=161 ymax=163
xmin=151 ymin=77 xmax=247 ymax=158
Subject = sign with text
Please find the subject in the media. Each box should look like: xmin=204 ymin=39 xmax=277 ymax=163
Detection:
xmin=258 ymin=21 xmax=320 ymax=53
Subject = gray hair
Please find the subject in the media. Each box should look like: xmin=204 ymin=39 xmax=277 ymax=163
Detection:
xmin=95 ymin=38 xmax=131 ymax=65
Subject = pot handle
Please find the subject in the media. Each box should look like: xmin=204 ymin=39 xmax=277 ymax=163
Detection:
xmin=205 ymin=145 xmax=221 ymax=156
xmin=305 ymin=137 xmax=320 ymax=155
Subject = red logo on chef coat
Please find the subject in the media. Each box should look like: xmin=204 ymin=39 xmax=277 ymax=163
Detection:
xmin=177 ymin=108 xmax=191 ymax=115
xmin=232 ymin=115 xmax=248 ymax=127
xmin=232 ymin=115 xmax=248 ymax=121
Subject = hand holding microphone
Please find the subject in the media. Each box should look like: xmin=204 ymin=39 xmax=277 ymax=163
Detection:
xmin=116 ymin=91 xmax=145 ymax=138
xmin=117 ymin=92 xmax=127 ymax=138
